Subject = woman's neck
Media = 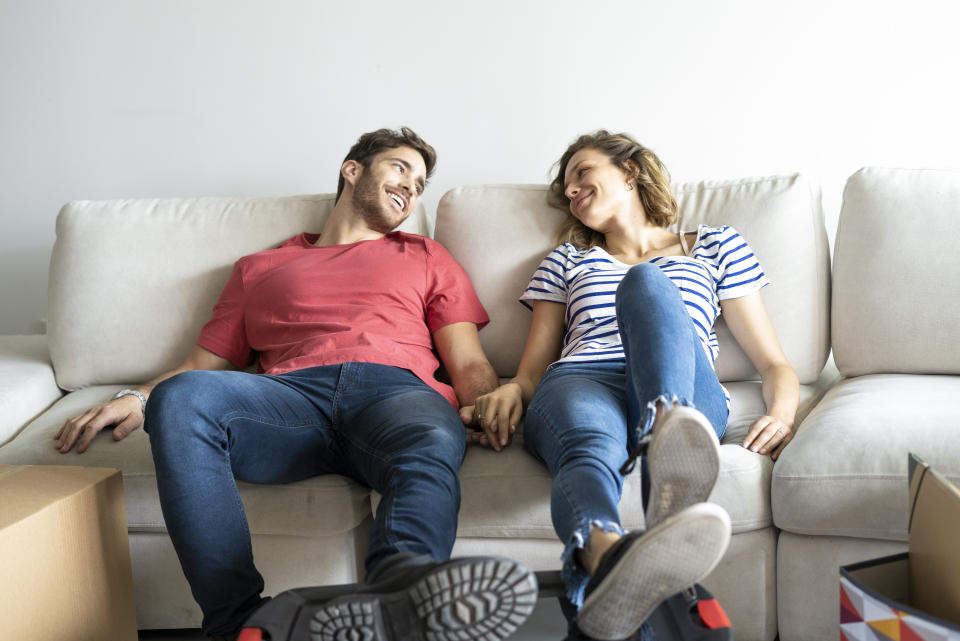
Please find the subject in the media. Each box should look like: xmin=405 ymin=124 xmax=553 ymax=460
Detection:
xmin=604 ymin=223 xmax=675 ymax=263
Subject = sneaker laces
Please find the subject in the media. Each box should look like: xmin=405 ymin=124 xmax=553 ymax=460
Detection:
xmin=619 ymin=433 xmax=652 ymax=476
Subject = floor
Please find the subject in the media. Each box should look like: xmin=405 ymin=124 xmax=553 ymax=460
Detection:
xmin=138 ymin=596 xmax=569 ymax=640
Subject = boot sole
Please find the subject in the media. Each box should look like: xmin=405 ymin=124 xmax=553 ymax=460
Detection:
xmin=645 ymin=406 xmax=720 ymax=529
xmin=577 ymin=503 xmax=731 ymax=641
xmin=308 ymin=557 xmax=539 ymax=641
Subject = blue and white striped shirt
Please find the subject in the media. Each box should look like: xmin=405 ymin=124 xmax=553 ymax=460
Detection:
xmin=520 ymin=225 xmax=770 ymax=372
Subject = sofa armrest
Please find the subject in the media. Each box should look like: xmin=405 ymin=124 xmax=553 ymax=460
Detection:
xmin=0 ymin=335 xmax=63 ymax=446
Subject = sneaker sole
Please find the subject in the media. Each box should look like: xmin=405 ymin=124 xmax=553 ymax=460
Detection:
xmin=308 ymin=557 xmax=539 ymax=641
xmin=645 ymin=406 xmax=720 ymax=529
xmin=577 ymin=503 xmax=731 ymax=641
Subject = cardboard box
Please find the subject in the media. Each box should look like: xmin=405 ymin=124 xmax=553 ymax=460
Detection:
xmin=0 ymin=465 xmax=137 ymax=641
xmin=840 ymin=454 xmax=960 ymax=641
xmin=908 ymin=453 xmax=960 ymax=621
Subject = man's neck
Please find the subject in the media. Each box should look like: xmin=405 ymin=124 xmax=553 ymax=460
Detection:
xmin=314 ymin=202 xmax=387 ymax=247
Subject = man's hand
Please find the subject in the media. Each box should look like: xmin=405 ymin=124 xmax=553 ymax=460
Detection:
xmin=461 ymin=383 xmax=523 ymax=452
xmin=54 ymin=394 xmax=145 ymax=454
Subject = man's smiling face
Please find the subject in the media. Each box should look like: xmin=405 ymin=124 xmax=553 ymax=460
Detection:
xmin=350 ymin=146 xmax=427 ymax=234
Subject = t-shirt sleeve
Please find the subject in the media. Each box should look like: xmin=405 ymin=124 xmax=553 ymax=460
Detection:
xmin=423 ymin=240 xmax=490 ymax=333
xmin=519 ymin=245 xmax=569 ymax=310
xmin=712 ymin=226 xmax=771 ymax=300
xmin=196 ymin=261 xmax=254 ymax=368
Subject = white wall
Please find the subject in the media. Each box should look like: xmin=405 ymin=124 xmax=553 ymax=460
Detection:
xmin=2 ymin=0 xmax=959 ymax=334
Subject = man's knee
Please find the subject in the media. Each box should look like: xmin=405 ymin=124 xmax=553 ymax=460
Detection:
xmin=145 ymin=370 xmax=225 ymax=440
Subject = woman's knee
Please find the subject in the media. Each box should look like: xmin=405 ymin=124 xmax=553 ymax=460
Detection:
xmin=616 ymin=262 xmax=671 ymax=301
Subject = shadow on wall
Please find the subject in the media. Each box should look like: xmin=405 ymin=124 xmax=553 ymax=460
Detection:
xmin=0 ymin=247 xmax=51 ymax=335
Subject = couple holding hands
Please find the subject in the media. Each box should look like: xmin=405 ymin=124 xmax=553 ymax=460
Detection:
xmin=54 ymin=126 xmax=797 ymax=641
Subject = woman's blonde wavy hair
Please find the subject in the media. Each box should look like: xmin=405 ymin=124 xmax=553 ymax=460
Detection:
xmin=549 ymin=130 xmax=678 ymax=250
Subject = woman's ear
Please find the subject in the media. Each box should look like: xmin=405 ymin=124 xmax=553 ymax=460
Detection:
xmin=622 ymin=159 xmax=641 ymax=184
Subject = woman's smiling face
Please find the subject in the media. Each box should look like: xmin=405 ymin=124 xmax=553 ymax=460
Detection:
xmin=563 ymin=147 xmax=640 ymax=231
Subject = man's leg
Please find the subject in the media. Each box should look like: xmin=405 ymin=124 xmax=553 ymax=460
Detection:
xmin=305 ymin=363 xmax=537 ymax=641
xmin=145 ymin=368 xmax=342 ymax=637
xmin=333 ymin=363 xmax=467 ymax=573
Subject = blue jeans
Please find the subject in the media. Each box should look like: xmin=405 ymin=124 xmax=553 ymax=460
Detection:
xmin=144 ymin=362 xmax=466 ymax=636
xmin=523 ymin=263 xmax=730 ymax=610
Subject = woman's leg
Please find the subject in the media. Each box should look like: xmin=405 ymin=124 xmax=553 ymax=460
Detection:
xmin=615 ymin=262 xmax=729 ymax=446
xmin=523 ymin=362 xmax=631 ymax=609
xmin=570 ymin=264 xmax=734 ymax=640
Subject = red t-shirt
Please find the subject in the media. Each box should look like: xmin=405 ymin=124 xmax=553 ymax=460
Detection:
xmin=197 ymin=231 xmax=489 ymax=408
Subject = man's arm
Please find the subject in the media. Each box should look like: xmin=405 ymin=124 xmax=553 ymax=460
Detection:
xmin=54 ymin=345 xmax=235 ymax=454
xmin=431 ymin=322 xmax=502 ymax=445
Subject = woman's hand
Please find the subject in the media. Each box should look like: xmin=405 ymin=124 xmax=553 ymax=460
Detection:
xmin=741 ymin=414 xmax=793 ymax=459
xmin=460 ymin=383 xmax=524 ymax=452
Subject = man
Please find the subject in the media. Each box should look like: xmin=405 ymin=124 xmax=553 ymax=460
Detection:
xmin=54 ymin=127 xmax=535 ymax=641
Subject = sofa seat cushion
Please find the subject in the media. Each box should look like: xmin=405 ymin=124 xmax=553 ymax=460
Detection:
xmin=772 ymin=374 xmax=960 ymax=540
xmin=0 ymin=386 xmax=371 ymax=537
xmin=372 ymin=381 xmax=837 ymax=537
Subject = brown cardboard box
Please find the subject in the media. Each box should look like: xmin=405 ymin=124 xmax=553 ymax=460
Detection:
xmin=908 ymin=453 xmax=960 ymax=623
xmin=839 ymin=454 xmax=960 ymax=641
xmin=0 ymin=465 xmax=137 ymax=641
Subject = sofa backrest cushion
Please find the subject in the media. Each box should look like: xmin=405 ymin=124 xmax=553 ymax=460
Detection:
xmin=48 ymin=195 xmax=429 ymax=390
xmin=833 ymin=168 xmax=960 ymax=376
xmin=435 ymin=175 xmax=830 ymax=385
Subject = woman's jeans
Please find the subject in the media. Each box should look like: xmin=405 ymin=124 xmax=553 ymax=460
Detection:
xmin=144 ymin=362 xmax=466 ymax=636
xmin=523 ymin=263 xmax=730 ymax=610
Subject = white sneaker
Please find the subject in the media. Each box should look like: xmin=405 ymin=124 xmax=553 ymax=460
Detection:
xmin=645 ymin=406 xmax=721 ymax=530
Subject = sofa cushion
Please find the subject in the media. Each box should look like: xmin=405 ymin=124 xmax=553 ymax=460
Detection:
xmin=0 ymin=335 xmax=62 ymax=446
xmin=47 ymin=195 xmax=429 ymax=390
xmin=372 ymin=381 xmax=827 ymax=538
xmin=0 ymin=386 xmax=371 ymax=537
xmin=771 ymin=374 xmax=960 ymax=540
xmin=833 ymin=168 xmax=960 ymax=376
xmin=435 ymin=176 xmax=830 ymax=385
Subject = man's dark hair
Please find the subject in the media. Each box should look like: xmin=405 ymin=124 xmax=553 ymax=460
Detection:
xmin=336 ymin=127 xmax=437 ymax=202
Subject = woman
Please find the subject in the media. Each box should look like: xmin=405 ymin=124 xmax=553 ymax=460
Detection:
xmin=467 ymin=131 xmax=799 ymax=640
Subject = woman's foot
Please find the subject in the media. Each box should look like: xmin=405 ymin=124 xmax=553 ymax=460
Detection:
xmin=645 ymin=406 xmax=720 ymax=529
xmin=575 ymin=503 xmax=731 ymax=641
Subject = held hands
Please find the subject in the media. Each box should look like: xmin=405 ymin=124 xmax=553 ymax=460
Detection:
xmin=460 ymin=383 xmax=524 ymax=452
xmin=741 ymin=415 xmax=794 ymax=460
xmin=54 ymin=394 xmax=144 ymax=454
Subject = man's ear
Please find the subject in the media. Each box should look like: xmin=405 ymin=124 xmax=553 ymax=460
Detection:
xmin=341 ymin=160 xmax=363 ymax=189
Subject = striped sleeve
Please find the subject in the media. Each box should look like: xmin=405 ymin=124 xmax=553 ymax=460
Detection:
xmin=712 ymin=226 xmax=770 ymax=300
xmin=519 ymin=245 xmax=569 ymax=310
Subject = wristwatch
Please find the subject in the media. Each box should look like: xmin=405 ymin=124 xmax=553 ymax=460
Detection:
xmin=113 ymin=388 xmax=148 ymax=416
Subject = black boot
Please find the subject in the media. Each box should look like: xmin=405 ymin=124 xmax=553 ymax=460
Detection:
xmin=239 ymin=553 xmax=538 ymax=641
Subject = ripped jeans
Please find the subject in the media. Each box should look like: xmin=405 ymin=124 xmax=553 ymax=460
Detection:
xmin=522 ymin=263 xmax=730 ymax=610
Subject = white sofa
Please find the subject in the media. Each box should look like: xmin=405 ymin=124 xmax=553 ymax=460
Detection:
xmin=771 ymin=168 xmax=960 ymax=641
xmin=1 ymin=168 xmax=955 ymax=641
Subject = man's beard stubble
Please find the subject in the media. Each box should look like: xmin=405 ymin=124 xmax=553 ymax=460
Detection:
xmin=352 ymin=173 xmax=406 ymax=234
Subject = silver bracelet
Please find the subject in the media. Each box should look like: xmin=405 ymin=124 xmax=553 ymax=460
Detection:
xmin=113 ymin=388 xmax=147 ymax=416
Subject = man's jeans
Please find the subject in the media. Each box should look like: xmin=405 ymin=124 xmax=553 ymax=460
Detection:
xmin=523 ymin=263 xmax=730 ymax=609
xmin=144 ymin=362 xmax=466 ymax=636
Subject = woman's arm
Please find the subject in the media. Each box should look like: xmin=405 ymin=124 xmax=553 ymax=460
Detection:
xmin=720 ymin=293 xmax=799 ymax=459
xmin=467 ymin=300 xmax=566 ymax=450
